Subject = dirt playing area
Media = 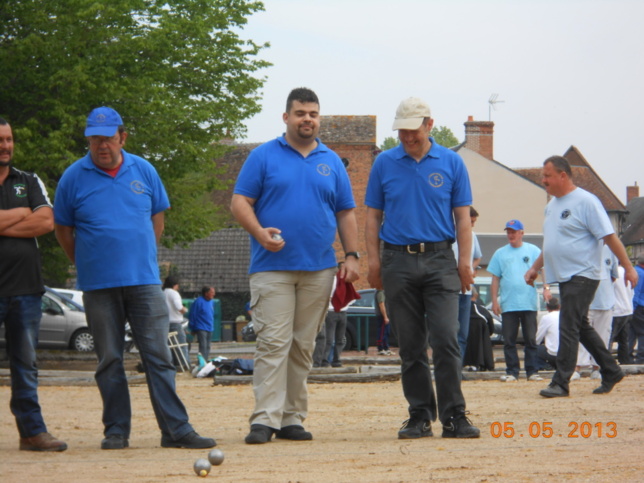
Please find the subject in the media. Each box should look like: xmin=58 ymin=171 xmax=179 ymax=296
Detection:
xmin=1 ymin=359 xmax=643 ymax=482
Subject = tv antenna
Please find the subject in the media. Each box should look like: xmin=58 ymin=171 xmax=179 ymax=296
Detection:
xmin=488 ymin=93 xmax=505 ymax=121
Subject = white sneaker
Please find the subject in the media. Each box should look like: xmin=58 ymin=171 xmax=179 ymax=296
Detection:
xmin=570 ymin=371 xmax=581 ymax=381
xmin=500 ymin=375 xmax=517 ymax=382
xmin=528 ymin=374 xmax=544 ymax=382
xmin=590 ymin=370 xmax=601 ymax=380
xmin=377 ymin=350 xmax=387 ymax=356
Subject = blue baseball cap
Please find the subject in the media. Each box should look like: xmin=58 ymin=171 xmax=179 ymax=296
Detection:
xmin=504 ymin=219 xmax=524 ymax=231
xmin=85 ymin=107 xmax=123 ymax=137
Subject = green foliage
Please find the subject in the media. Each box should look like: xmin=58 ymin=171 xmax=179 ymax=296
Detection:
xmin=379 ymin=136 xmax=399 ymax=151
xmin=1 ymin=0 xmax=270 ymax=284
xmin=379 ymin=126 xmax=460 ymax=153
xmin=431 ymin=126 xmax=460 ymax=148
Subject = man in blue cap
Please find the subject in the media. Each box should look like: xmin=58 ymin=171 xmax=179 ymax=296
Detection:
xmin=488 ymin=219 xmax=543 ymax=382
xmin=54 ymin=107 xmax=215 ymax=450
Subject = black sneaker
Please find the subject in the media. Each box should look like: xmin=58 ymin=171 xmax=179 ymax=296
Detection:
xmin=398 ymin=418 xmax=432 ymax=439
xmin=101 ymin=434 xmax=129 ymax=450
xmin=275 ymin=425 xmax=313 ymax=441
xmin=540 ymin=383 xmax=569 ymax=398
xmin=442 ymin=412 xmax=480 ymax=438
xmin=245 ymin=424 xmax=276 ymax=444
xmin=592 ymin=371 xmax=625 ymax=394
xmin=161 ymin=431 xmax=216 ymax=448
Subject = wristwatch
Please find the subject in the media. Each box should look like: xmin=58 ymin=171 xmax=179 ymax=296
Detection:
xmin=345 ymin=251 xmax=360 ymax=260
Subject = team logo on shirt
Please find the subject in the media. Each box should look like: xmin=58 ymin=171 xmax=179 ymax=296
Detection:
xmin=428 ymin=173 xmax=443 ymax=188
xmin=560 ymin=209 xmax=571 ymax=219
xmin=130 ymin=180 xmax=145 ymax=194
xmin=605 ymin=258 xmax=611 ymax=266
xmin=523 ymin=256 xmax=530 ymax=263
xmin=13 ymin=184 xmax=27 ymax=198
xmin=317 ymin=164 xmax=331 ymax=176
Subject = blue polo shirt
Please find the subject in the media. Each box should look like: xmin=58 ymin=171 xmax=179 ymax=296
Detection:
xmin=365 ymin=138 xmax=472 ymax=244
xmin=54 ymin=150 xmax=170 ymax=290
xmin=234 ymin=136 xmax=355 ymax=274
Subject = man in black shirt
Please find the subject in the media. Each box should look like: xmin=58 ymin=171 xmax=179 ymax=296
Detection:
xmin=0 ymin=117 xmax=67 ymax=452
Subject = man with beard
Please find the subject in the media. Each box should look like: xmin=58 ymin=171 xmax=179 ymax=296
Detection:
xmin=0 ymin=117 xmax=67 ymax=451
xmin=231 ymin=88 xmax=360 ymax=444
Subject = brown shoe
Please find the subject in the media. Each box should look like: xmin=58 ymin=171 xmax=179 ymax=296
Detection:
xmin=20 ymin=432 xmax=68 ymax=452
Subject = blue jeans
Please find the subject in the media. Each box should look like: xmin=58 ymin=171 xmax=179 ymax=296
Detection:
xmin=501 ymin=310 xmax=539 ymax=378
xmin=457 ymin=293 xmax=472 ymax=360
xmin=194 ymin=330 xmax=212 ymax=361
xmin=553 ymin=276 xmax=622 ymax=392
xmin=324 ymin=311 xmax=347 ymax=362
xmin=376 ymin=316 xmax=390 ymax=351
xmin=0 ymin=294 xmax=48 ymax=438
xmin=83 ymin=285 xmax=193 ymax=440
xmin=382 ymin=248 xmax=465 ymax=424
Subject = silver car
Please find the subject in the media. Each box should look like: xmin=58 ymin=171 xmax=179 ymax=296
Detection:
xmin=0 ymin=288 xmax=94 ymax=352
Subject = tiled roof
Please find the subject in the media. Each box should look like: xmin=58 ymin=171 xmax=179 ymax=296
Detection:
xmin=157 ymin=228 xmax=250 ymax=294
xmin=319 ymin=116 xmax=377 ymax=144
xmin=514 ymin=146 xmax=626 ymax=213
xmin=622 ymin=197 xmax=644 ymax=245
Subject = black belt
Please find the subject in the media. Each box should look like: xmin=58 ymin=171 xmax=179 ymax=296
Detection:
xmin=384 ymin=241 xmax=452 ymax=254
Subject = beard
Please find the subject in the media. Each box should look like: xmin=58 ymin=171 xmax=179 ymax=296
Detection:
xmin=297 ymin=124 xmax=316 ymax=139
xmin=0 ymin=159 xmax=11 ymax=167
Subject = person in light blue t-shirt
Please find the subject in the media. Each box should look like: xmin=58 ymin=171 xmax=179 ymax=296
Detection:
xmin=525 ymin=155 xmax=637 ymax=398
xmin=488 ymin=219 xmax=542 ymax=382
xmin=572 ymin=245 xmax=617 ymax=380
xmin=452 ymin=206 xmax=482 ymax=361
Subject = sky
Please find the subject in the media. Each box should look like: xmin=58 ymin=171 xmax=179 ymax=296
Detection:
xmin=237 ymin=0 xmax=644 ymax=204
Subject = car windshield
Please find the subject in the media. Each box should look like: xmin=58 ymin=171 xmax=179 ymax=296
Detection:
xmin=45 ymin=288 xmax=84 ymax=312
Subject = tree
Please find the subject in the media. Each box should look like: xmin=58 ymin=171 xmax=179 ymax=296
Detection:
xmin=0 ymin=0 xmax=270 ymax=284
xmin=431 ymin=126 xmax=460 ymax=148
xmin=379 ymin=136 xmax=399 ymax=151
xmin=379 ymin=126 xmax=460 ymax=152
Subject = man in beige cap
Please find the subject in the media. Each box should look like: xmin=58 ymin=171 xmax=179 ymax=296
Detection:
xmin=365 ymin=97 xmax=480 ymax=440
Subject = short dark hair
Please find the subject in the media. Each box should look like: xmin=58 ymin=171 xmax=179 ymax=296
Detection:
xmin=286 ymin=87 xmax=319 ymax=112
xmin=546 ymin=297 xmax=560 ymax=310
xmin=201 ymin=286 xmax=214 ymax=296
xmin=470 ymin=206 xmax=479 ymax=218
xmin=0 ymin=117 xmax=8 ymax=126
xmin=163 ymin=276 xmax=179 ymax=290
xmin=544 ymin=155 xmax=572 ymax=177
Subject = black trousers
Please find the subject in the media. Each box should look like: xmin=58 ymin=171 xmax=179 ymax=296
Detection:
xmin=382 ymin=248 xmax=465 ymax=424
xmin=552 ymin=276 xmax=622 ymax=392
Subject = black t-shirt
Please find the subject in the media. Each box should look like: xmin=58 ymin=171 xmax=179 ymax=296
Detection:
xmin=0 ymin=167 xmax=52 ymax=297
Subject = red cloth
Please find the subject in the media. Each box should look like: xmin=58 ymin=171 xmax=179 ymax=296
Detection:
xmin=331 ymin=273 xmax=360 ymax=312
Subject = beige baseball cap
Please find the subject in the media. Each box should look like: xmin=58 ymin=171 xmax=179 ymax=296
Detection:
xmin=392 ymin=97 xmax=431 ymax=130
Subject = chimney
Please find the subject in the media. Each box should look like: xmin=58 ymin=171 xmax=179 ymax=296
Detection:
xmin=626 ymin=182 xmax=639 ymax=204
xmin=463 ymin=116 xmax=494 ymax=160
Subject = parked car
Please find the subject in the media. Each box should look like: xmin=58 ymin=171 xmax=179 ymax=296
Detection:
xmin=0 ymin=287 xmax=94 ymax=352
xmin=474 ymin=277 xmax=558 ymax=345
xmin=49 ymin=287 xmax=84 ymax=307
